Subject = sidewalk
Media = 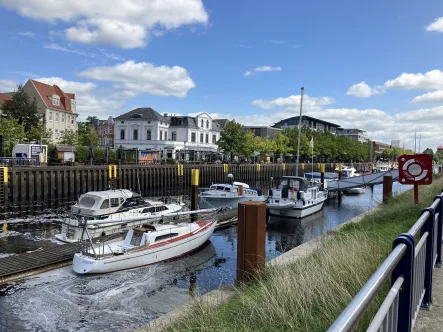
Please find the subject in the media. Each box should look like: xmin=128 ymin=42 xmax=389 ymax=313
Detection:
xmin=414 ymin=262 xmax=443 ymax=331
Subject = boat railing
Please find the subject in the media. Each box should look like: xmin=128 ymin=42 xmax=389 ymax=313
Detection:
xmin=328 ymin=190 xmax=443 ymax=331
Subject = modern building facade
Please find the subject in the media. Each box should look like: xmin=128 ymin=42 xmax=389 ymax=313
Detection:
xmin=23 ymin=79 xmax=78 ymax=141
xmin=243 ymin=126 xmax=282 ymax=139
xmin=340 ymin=128 xmax=369 ymax=143
xmin=113 ymin=108 xmax=222 ymax=161
xmin=372 ymin=141 xmax=391 ymax=156
xmin=273 ymin=115 xmax=341 ymax=134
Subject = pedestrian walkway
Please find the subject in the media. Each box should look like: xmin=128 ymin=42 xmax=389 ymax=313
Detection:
xmin=414 ymin=254 xmax=443 ymax=331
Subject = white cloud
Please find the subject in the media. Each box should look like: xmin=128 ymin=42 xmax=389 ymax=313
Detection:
xmin=34 ymin=77 xmax=97 ymax=93
xmin=426 ymin=17 xmax=443 ymax=33
xmin=411 ymin=90 xmax=443 ymax=104
xmin=78 ymin=60 xmax=195 ymax=98
xmin=0 ymin=0 xmax=209 ymax=48
xmin=347 ymin=81 xmax=384 ymax=97
xmin=384 ymin=69 xmax=443 ymax=90
xmin=10 ymin=71 xmax=38 ymax=77
xmin=75 ymin=94 xmax=125 ymax=121
xmin=252 ymin=94 xmax=334 ymax=110
xmin=0 ymin=79 xmax=18 ymax=92
xmin=244 ymin=66 xmax=282 ymax=77
xmin=17 ymin=31 xmax=36 ymax=38
xmin=44 ymin=43 xmax=97 ymax=58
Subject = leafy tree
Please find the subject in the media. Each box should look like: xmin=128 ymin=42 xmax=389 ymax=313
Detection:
xmin=77 ymin=121 xmax=99 ymax=146
xmin=86 ymin=116 xmax=98 ymax=124
xmin=239 ymin=131 xmax=259 ymax=159
xmin=0 ymin=116 xmax=26 ymax=156
xmin=1 ymin=84 xmax=41 ymax=133
xmin=423 ymin=148 xmax=434 ymax=157
xmin=26 ymin=124 xmax=53 ymax=145
xmin=217 ymin=120 xmax=244 ymax=160
xmin=59 ymin=129 xmax=78 ymax=146
xmin=273 ymin=132 xmax=292 ymax=159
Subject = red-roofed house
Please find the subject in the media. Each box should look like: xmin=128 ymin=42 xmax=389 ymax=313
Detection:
xmin=0 ymin=92 xmax=12 ymax=117
xmin=23 ymin=79 xmax=78 ymax=141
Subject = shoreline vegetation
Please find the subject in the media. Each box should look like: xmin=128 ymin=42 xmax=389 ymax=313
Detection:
xmin=153 ymin=176 xmax=443 ymax=332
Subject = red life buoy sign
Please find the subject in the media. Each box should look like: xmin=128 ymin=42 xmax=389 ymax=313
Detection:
xmin=398 ymin=154 xmax=432 ymax=185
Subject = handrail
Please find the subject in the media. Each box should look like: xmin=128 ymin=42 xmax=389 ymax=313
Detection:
xmin=329 ymin=190 xmax=443 ymax=331
xmin=327 ymin=244 xmax=406 ymax=331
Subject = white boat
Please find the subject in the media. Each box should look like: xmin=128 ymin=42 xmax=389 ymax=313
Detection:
xmin=198 ymin=181 xmax=265 ymax=209
xmin=266 ymin=176 xmax=328 ymax=218
xmin=335 ymin=166 xmax=366 ymax=195
xmin=375 ymin=163 xmax=390 ymax=172
xmin=304 ymin=172 xmax=338 ymax=197
xmin=55 ymin=189 xmax=183 ymax=243
xmin=73 ymin=220 xmax=216 ymax=274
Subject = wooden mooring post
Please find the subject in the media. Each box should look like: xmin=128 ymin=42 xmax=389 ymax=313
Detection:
xmin=383 ymin=175 xmax=393 ymax=203
xmin=191 ymin=169 xmax=199 ymax=221
xmin=236 ymin=201 xmax=266 ymax=283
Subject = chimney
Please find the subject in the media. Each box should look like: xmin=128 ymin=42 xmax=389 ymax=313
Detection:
xmin=163 ymin=113 xmax=168 ymax=117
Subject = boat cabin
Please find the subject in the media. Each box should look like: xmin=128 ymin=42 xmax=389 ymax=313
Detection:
xmin=206 ymin=183 xmax=262 ymax=196
xmin=277 ymin=176 xmax=310 ymax=191
xmin=334 ymin=166 xmax=358 ymax=178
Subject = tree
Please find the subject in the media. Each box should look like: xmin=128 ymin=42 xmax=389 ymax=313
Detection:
xmin=26 ymin=124 xmax=53 ymax=145
xmin=86 ymin=116 xmax=98 ymax=124
xmin=423 ymin=148 xmax=434 ymax=157
xmin=59 ymin=129 xmax=78 ymax=146
xmin=273 ymin=132 xmax=292 ymax=160
xmin=1 ymin=84 xmax=41 ymax=133
xmin=217 ymin=120 xmax=244 ymax=160
xmin=0 ymin=117 xmax=26 ymax=156
xmin=239 ymin=131 xmax=259 ymax=159
xmin=77 ymin=121 xmax=99 ymax=146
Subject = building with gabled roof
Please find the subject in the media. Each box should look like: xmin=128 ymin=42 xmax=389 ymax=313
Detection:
xmin=0 ymin=92 xmax=12 ymax=117
xmin=23 ymin=79 xmax=78 ymax=141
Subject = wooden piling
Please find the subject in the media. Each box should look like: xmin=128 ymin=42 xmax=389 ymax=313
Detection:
xmin=383 ymin=175 xmax=393 ymax=203
xmin=320 ymin=163 xmax=325 ymax=190
xmin=191 ymin=169 xmax=199 ymax=221
xmin=236 ymin=201 xmax=266 ymax=283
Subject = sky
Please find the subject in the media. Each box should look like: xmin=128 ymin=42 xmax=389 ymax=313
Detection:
xmin=0 ymin=0 xmax=443 ymax=151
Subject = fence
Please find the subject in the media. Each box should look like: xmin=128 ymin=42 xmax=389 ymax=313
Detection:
xmin=328 ymin=190 xmax=443 ymax=332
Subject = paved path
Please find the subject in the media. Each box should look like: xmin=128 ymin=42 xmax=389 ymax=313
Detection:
xmin=415 ymin=257 xmax=443 ymax=331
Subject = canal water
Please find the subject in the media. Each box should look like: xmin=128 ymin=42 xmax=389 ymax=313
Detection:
xmin=0 ymin=183 xmax=409 ymax=332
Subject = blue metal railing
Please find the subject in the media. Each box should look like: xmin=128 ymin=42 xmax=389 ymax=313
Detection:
xmin=328 ymin=190 xmax=443 ymax=332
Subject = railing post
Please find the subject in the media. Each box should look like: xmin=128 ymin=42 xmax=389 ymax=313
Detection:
xmin=421 ymin=207 xmax=436 ymax=309
xmin=392 ymin=233 xmax=415 ymax=332
xmin=434 ymin=194 xmax=443 ymax=267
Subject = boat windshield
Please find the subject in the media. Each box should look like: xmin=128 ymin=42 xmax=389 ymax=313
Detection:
xmin=210 ymin=185 xmax=229 ymax=191
xmin=79 ymin=196 xmax=97 ymax=208
xmin=278 ymin=179 xmax=301 ymax=190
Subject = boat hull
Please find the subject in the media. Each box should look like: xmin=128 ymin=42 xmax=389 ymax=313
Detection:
xmin=198 ymin=196 xmax=265 ymax=209
xmin=73 ymin=221 xmax=216 ymax=274
xmin=269 ymin=200 xmax=325 ymax=219
xmin=344 ymin=187 xmax=366 ymax=195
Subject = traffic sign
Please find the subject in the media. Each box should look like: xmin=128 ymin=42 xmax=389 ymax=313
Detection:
xmin=398 ymin=154 xmax=432 ymax=185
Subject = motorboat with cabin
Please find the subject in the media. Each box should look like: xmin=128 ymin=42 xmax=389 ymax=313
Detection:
xmin=374 ymin=163 xmax=390 ymax=173
xmin=266 ymin=176 xmax=328 ymax=218
xmin=335 ymin=166 xmax=366 ymax=195
xmin=304 ymin=172 xmax=338 ymax=197
xmin=54 ymin=189 xmax=183 ymax=243
xmin=198 ymin=181 xmax=265 ymax=209
xmin=73 ymin=219 xmax=216 ymax=274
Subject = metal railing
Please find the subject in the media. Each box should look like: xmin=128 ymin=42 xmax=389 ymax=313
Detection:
xmin=329 ymin=190 xmax=443 ymax=332
xmin=0 ymin=158 xmax=38 ymax=167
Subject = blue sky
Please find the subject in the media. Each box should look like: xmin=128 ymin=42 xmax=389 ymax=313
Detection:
xmin=0 ymin=0 xmax=443 ymax=150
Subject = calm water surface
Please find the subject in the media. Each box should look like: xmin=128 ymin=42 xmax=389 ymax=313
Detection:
xmin=0 ymin=183 xmax=410 ymax=331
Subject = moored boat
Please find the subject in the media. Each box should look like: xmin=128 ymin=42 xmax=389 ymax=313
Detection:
xmin=335 ymin=166 xmax=366 ymax=195
xmin=55 ymin=189 xmax=183 ymax=243
xmin=198 ymin=181 xmax=265 ymax=209
xmin=73 ymin=220 xmax=216 ymax=274
xmin=266 ymin=176 xmax=328 ymax=218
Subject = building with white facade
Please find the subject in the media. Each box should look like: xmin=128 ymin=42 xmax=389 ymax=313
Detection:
xmin=340 ymin=128 xmax=369 ymax=143
xmin=22 ymin=79 xmax=78 ymax=141
xmin=113 ymin=108 xmax=224 ymax=161
xmin=273 ymin=115 xmax=341 ymax=134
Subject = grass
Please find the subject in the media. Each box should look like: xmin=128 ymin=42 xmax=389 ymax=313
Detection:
xmin=165 ymin=176 xmax=443 ymax=332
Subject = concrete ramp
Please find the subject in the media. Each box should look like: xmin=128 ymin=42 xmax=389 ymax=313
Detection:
xmin=327 ymin=170 xmax=399 ymax=191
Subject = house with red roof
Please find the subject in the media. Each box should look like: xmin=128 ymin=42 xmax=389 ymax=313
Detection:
xmin=23 ymin=79 xmax=78 ymax=141
xmin=0 ymin=92 xmax=12 ymax=117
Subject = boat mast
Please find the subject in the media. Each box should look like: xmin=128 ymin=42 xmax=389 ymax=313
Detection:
xmin=295 ymin=87 xmax=304 ymax=176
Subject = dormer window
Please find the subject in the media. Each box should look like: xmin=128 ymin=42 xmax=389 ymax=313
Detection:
xmin=52 ymin=95 xmax=60 ymax=106
xmin=130 ymin=114 xmax=142 ymax=119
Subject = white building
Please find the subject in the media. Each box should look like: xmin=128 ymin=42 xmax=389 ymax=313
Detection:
xmin=113 ymin=108 xmax=224 ymax=161
xmin=22 ymin=79 xmax=78 ymax=141
xmin=340 ymin=128 xmax=369 ymax=143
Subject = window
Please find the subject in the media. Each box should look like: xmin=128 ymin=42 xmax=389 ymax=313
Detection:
xmin=200 ymin=133 xmax=204 ymax=143
xmin=146 ymin=130 xmax=152 ymax=140
xmin=55 ymin=112 xmax=59 ymax=122
xmin=148 ymin=121 xmax=151 ymax=124
xmin=155 ymin=233 xmax=179 ymax=242
xmin=191 ymin=132 xmax=196 ymax=142
xmin=110 ymin=198 xmax=120 ymax=208
xmin=55 ymin=129 xmax=59 ymax=137
xmin=71 ymin=117 xmax=74 ymax=125
xmin=178 ymin=119 xmax=183 ymax=125
xmin=160 ymin=131 xmax=163 ymax=140
xmin=79 ymin=196 xmax=96 ymax=208
xmin=212 ymin=134 xmax=217 ymax=143
xmin=120 ymin=129 xmax=125 ymax=140
xmin=133 ymin=129 xmax=138 ymax=140
xmin=100 ymin=199 xmax=110 ymax=209
xmin=165 ymin=131 xmax=168 ymax=140
xmin=172 ymin=132 xmax=177 ymax=141
xmin=68 ymin=115 xmax=71 ymax=125
xmin=61 ymin=114 xmax=65 ymax=123
xmin=52 ymin=96 xmax=60 ymax=106
xmin=201 ymin=119 xmax=204 ymax=127
xmin=206 ymin=120 xmax=209 ymax=128
xmin=121 ymin=121 xmax=124 ymax=124
xmin=206 ymin=134 xmax=209 ymax=143
xmin=49 ymin=112 xmax=53 ymax=121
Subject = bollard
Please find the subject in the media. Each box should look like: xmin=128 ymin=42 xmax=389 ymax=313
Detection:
xmin=371 ymin=163 xmax=375 ymax=174
xmin=191 ymin=169 xmax=199 ymax=221
xmin=320 ymin=163 xmax=325 ymax=190
xmin=383 ymin=176 xmax=393 ymax=203
xmin=238 ymin=184 xmax=243 ymax=196
xmin=2 ymin=223 xmax=6 ymax=233
xmin=237 ymin=201 xmax=266 ymax=283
